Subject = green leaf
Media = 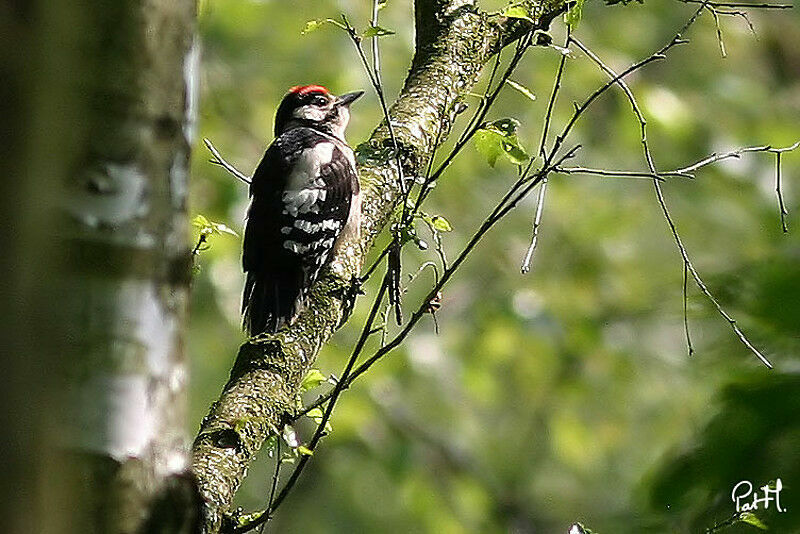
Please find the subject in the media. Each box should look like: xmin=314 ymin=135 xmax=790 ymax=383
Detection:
xmin=431 ymin=215 xmax=453 ymax=232
xmin=505 ymin=79 xmax=536 ymax=102
xmin=474 ymin=129 xmax=506 ymax=167
xmin=565 ymin=0 xmax=586 ymax=29
xmin=297 ymin=445 xmax=314 ymax=456
xmin=233 ymin=510 xmax=266 ymax=528
xmin=192 ymin=214 xmax=210 ymax=228
xmin=305 ymin=407 xmax=332 ymax=432
xmin=363 ymin=25 xmax=395 ymax=38
xmin=301 ymin=19 xmax=325 ymax=35
xmin=212 ymin=222 xmax=239 ymax=237
xmin=192 ymin=214 xmax=239 ymax=238
xmin=739 ymin=513 xmax=768 ymax=530
xmin=502 ymin=140 xmax=530 ymax=166
xmin=474 ymin=119 xmax=530 ymax=167
xmin=503 ymin=6 xmax=534 ymax=22
xmin=301 ymin=18 xmax=346 ymax=35
xmin=300 ymin=369 xmax=327 ymax=392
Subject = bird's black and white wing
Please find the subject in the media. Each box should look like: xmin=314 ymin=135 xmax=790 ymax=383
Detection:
xmin=242 ymin=128 xmax=359 ymax=335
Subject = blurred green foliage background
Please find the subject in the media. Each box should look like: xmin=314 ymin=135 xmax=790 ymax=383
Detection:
xmin=189 ymin=1 xmax=800 ymax=532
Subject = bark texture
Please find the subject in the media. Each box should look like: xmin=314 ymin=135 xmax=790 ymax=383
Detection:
xmin=191 ymin=1 xmax=567 ymax=531
xmin=44 ymin=1 xmax=200 ymax=532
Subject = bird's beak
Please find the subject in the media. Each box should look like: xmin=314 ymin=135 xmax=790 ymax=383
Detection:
xmin=335 ymin=90 xmax=365 ymax=107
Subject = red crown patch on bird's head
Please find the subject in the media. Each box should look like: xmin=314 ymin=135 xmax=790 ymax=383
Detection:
xmin=289 ymin=85 xmax=330 ymax=96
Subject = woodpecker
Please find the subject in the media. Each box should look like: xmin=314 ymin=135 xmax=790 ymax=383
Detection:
xmin=242 ymin=85 xmax=364 ymax=335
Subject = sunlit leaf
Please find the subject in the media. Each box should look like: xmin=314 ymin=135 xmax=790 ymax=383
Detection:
xmin=565 ymin=0 xmax=586 ymax=29
xmin=192 ymin=214 xmax=239 ymax=239
xmin=503 ymin=6 xmax=534 ymax=22
xmin=363 ymin=25 xmax=395 ymax=38
xmin=474 ymin=118 xmax=530 ymax=167
xmin=297 ymin=445 xmax=314 ymax=456
xmin=301 ymin=18 xmax=346 ymax=35
xmin=305 ymin=407 xmax=333 ymax=432
xmin=212 ymin=222 xmax=239 ymax=237
xmin=301 ymin=19 xmax=325 ymax=35
xmin=306 ymin=407 xmax=324 ymax=419
xmin=474 ymin=129 xmax=506 ymax=167
xmin=502 ymin=140 xmax=530 ymax=166
xmin=300 ymin=369 xmax=327 ymax=392
xmin=233 ymin=510 xmax=266 ymax=528
xmin=506 ymin=79 xmax=536 ymax=102
xmin=192 ymin=214 xmax=210 ymax=228
xmin=739 ymin=513 xmax=768 ymax=530
xmin=431 ymin=215 xmax=453 ymax=232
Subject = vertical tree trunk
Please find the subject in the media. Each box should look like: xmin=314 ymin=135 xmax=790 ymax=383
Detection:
xmin=4 ymin=1 xmax=198 ymax=532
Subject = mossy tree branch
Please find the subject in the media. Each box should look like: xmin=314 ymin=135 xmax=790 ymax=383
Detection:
xmin=191 ymin=1 xmax=567 ymax=531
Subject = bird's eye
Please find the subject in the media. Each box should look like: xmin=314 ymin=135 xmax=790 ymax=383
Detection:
xmin=312 ymin=96 xmax=327 ymax=106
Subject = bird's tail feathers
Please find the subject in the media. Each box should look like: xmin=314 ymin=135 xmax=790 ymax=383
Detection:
xmin=242 ymin=272 xmax=304 ymax=336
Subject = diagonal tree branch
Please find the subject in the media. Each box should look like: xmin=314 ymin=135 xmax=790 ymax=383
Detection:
xmin=190 ymin=1 xmax=568 ymax=531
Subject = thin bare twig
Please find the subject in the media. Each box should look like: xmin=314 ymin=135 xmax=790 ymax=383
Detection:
xmin=423 ymin=32 xmax=535 ymax=204
xmin=191 ymin=234 xmax=208 ymax=257
xmin=341 ymin=16 xmax=408 ymax=200
xmin=543 ymin=37 xmax=687 ymax=171
xmin=683 ymin=262 xmax=694 ymax=356
xmin=776 ymin=152 xmax=788 ymax=233
xmin=521 ymin=28 xmax=570 ymax=274
xmin=707 ymin=6 xmax=727 ymax=57
xmin=772 ymin=141 xmax=800 ymax=233
xmin=538 ymin=28 xmax=570 ymax=161
xmin=681 ymin=0 xmax=792 ymax=8
xmin=714 ymin=8 xmax=758 ymax=37
xmin=672 ymin=145 xmax=769 ymax=173
xmin=521 ymin=181 xmax=548 ymax=274
xmin=665 ymin=141 xmax=798 ymax=234
xmin=555 ymin=166 xmax=674 ymax=180
xmin=570 ymin=22 xmax=774 ymax=368
xmin=256 ymin=438 xmax=282 ymax=534
xmin=204 ymin=137 xmax=252 ymax=184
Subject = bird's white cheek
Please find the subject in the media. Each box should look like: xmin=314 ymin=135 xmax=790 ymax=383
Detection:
xmin=293 ymin=105 xmax=327 ymax=122
xmin=330 ymin=108 xmax=350 ymax=139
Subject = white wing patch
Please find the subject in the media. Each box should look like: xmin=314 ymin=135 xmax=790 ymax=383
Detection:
xmin=282 ymin=142 xmax=335 ymax=216
xmin=283 ymin=240 xmax=311 ymax=254
xmin=293 ymin=218 xmax=342 ymax=234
